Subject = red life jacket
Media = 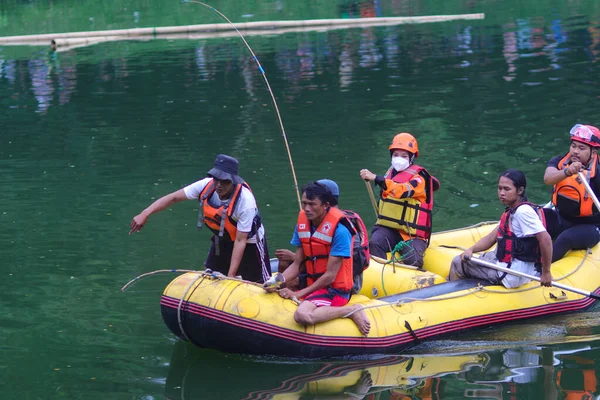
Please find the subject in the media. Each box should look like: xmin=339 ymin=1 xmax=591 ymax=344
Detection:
xmin=297 ymin=208 xmax=355 ymax=292
xmin=376 ymin=165 xmax=438 ymax=241
xmin=198 ymin=179 xmax=256 ymax=241
xmin=552 ymin=152 xmax=599 ymax=218
xmin=496 ymin=202 xmax=546 ymax=266
xmin=342 ymin=209 xmax=370 ymax=277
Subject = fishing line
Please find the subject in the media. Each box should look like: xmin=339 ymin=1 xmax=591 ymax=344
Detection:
xmin=121 ymin=269 xmax=195 ymax=291
xmin=186 ymin=0 xmax=302 ymax=209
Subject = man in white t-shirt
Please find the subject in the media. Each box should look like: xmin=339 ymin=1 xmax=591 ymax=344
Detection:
xmin=448 ymin=169 xmax=553 ymax=288
xmin=130 ymin=154 xmax=271 ymax=283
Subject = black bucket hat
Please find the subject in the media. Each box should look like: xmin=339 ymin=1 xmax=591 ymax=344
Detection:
xmin=207 ymin=154 xmax=244 ymax=184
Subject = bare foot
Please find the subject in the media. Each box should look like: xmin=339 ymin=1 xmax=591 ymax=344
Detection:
xmin=348 ymin=304 xmax=371 ymax=336
xmin=355 ymin=370 xmax=373 ymax=395
xmin=344 ymin=370 xmax=373 ymax=397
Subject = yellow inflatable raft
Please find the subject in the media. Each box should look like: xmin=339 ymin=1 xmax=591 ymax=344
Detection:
xmin=160 ymin=222 xmax=600 ymax=357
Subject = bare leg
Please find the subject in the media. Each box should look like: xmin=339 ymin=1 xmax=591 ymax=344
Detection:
xmin=346 ymin=304 xmax=371 ymax=336
xmin=294 ymin=302 xmax=371 ymax=336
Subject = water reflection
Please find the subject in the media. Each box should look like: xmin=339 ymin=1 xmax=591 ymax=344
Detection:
xmin=339 ymin=1 xmax=381 ymax=19
xmin=2 ymin=2 xmax=600 ymax=398
xmin=164 ymin=340 xmax=488 ymax=399
xmin=1 ymin=12 xmax=595 ymax=117
xmin=163 ymin=339 xmax=600 ymax=399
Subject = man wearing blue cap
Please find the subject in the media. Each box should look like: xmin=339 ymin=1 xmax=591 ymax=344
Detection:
xmin=275 ymin=179 xmax=338 ymax=266
xmin=130 ymin=154 xmax=271 ymax=283
xmin=275 ymin=179 xmax=369 ymax=293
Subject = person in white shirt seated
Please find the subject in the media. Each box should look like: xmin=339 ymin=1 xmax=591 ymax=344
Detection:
xmin=448 ymin=169 xmax=553 ymax=288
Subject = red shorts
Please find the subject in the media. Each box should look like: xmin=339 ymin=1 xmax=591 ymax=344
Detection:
xmin=304 ymin=288 xmax=350 ymax=307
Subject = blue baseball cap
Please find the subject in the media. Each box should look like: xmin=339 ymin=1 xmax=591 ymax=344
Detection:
xmin=317 ymin=179 xmax=339 ymax=197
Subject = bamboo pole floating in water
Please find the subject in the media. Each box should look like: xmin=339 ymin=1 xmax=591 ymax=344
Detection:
xmin=0 ymin=13 xmax=484 ymax=46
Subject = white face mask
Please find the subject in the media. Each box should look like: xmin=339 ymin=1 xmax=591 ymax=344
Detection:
xmin=391 ymin=156 xmax=410 ymax=172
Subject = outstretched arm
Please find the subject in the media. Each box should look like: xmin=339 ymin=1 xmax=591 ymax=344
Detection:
xmin=129 ymin=188 xmax=188 ymax=234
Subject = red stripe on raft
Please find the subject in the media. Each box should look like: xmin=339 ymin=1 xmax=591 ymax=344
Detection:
xmin=161 ymin=289 xmax=599 ymax=348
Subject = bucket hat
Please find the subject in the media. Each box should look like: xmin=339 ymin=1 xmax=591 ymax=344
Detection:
xmin=207 ymin=154 xmax=244 ymax=184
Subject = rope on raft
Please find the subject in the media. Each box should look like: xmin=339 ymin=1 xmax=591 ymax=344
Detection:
xmin=177 ymin=273 xmax=206 ymax=342
xmin=378 ymin=240 xmax=416 ymax=296
xmin=342 ymin=285 xmax=487 ymax=318
xmin=342 ymin=249 xmax=592 ymax=319
xmin=122 ymin=246 xmax=592 ymax=321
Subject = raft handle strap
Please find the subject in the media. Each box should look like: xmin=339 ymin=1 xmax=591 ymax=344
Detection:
xmin=549 ymin=291 xmax=567 ymax=301
xmin=404 ymin=320 xmax=421 ymax=344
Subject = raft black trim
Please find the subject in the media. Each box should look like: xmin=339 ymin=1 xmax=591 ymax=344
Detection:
xmin=404 ymin=320 xmax=420 ymax=344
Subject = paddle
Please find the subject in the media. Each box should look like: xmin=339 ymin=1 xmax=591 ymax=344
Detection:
xmin=364 ymin=180 xmax=378 ymax=219
xmin=465 ymin=255 xmax=600 ymax=300
xmin=578 ymin=172 xmax=600 ymax=211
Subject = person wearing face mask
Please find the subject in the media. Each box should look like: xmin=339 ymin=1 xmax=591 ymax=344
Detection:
xmin=542 ymin=124 xmax=600 ymax=262
xmin=129 ymin=154 xmax=271 ymax=283
xmin=359 ymin=133 xmax=440 ymax=267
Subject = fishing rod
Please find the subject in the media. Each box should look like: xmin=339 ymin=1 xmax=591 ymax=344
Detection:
xmin=187 ymin=0 xmax=302 ymax=210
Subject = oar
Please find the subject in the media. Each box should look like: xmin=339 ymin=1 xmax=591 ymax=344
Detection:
xmin=365 ymin=180 xmax=378 ymax=219
xmin=465 ymin=255 xmax=600 ymax=300
xmin=578 ymin=171 xmax=600 ymax=211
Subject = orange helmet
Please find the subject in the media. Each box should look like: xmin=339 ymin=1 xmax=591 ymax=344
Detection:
xmin=570 ymin=124 xmax=600 ymax=148
xmin=389 ymin=133 xmax=419 ymax=158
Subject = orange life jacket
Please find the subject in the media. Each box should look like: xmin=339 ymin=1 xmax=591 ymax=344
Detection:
xmin=496 ymin=202 xmax=546 ymax=268
xmin=198 ymin=179 xmax=252 ymax=241
xmin=557 ymin=369 xmax=598 ymax=400
xmin=297 ymin=208 xmax=355 ymax=292
xmin=376 ymin=165 xmax=438 ymax=241
xmin=552 ymin=153 xmax=599 ymax=218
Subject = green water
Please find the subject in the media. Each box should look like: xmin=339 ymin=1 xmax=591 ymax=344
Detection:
xmin=2 ymin=0 xmax=600 ymax=398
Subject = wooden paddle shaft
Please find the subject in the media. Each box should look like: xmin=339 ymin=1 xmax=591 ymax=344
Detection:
xmin=365 ymin=181 xmax=378 ymax=219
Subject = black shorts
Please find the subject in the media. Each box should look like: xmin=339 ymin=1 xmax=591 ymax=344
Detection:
xmin=204 ymin=235 xmax=271 ymax=283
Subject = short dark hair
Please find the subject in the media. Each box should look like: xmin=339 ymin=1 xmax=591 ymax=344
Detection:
xmin=302 ymin=181 xmax=334 ymax=205
xmin=499 ymin=169 xmax=528 ymax=201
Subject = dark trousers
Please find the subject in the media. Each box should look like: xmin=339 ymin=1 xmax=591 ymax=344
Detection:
xmin=542 ymin=209 xmax=600 ymax=262
xmin=204 ymin=236 xmax=271 ymax=283
xmin=369 ymin=225 xmax=427 ymax=268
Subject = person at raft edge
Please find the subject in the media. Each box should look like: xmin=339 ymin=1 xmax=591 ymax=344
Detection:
xmin=448 ymin=169 xmax=553 ymax=288
xmin=129 ymin=154 xmax=271 ymax=283
xmin=359 ymin=132 xmax=439 ymax=267
xmin=275 ymin=179 xmax=370 ymax=294
xmin=266 ymin=182 xmax=371 ymax=336
xmin=542 ymin=124 xmax=600 ymax=262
